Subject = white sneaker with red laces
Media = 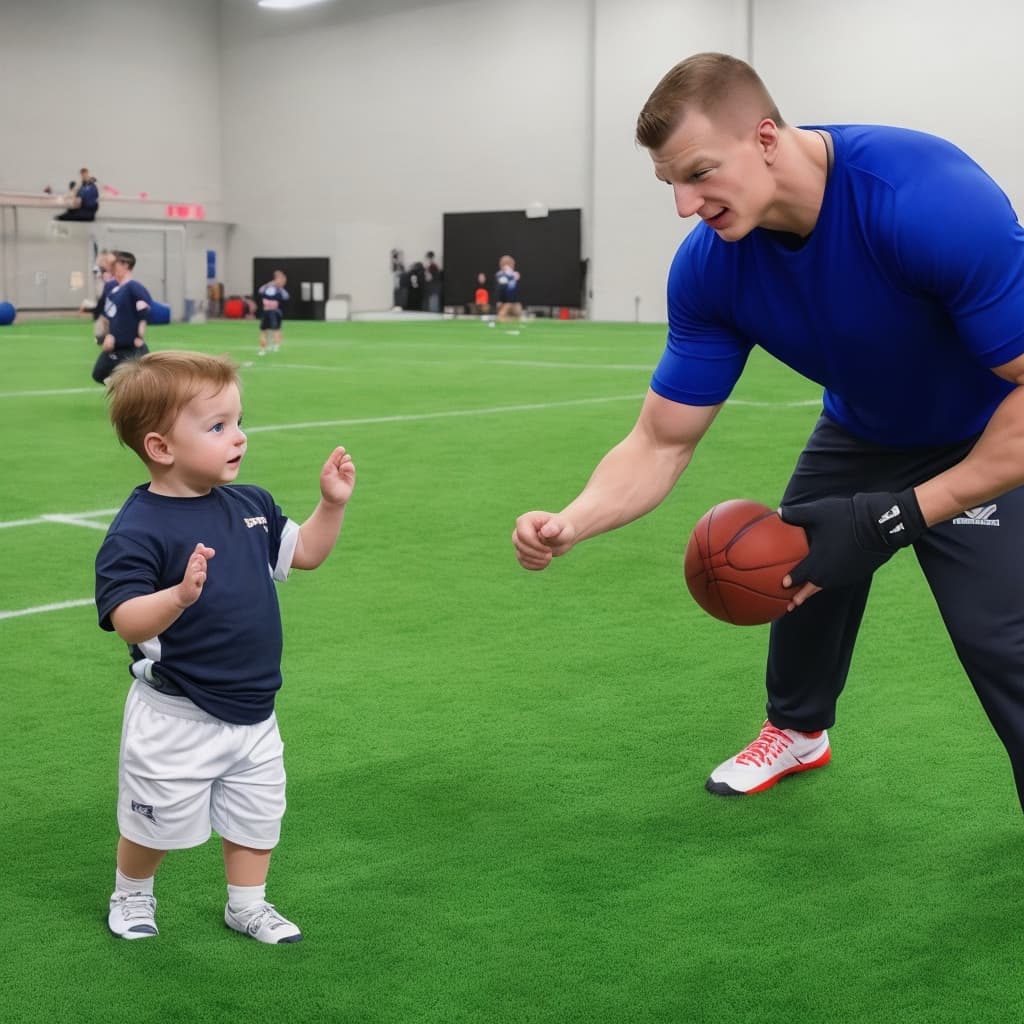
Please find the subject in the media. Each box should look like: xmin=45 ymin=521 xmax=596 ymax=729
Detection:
xmin=706 ymin=720 xmax=831 ymax=795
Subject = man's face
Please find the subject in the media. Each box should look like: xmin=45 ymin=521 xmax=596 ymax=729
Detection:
xmin=650 ymin=109 xmax=777 ymax=242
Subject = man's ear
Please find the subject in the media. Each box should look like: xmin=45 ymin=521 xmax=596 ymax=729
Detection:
xmin=756 ymin=118 xmax=781 ymax=164
xmin=143 ymin=431 xmax=173 ymax=465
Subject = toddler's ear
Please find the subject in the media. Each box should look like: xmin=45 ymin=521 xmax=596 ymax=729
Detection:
xmin=143 ymin=432 xmax=174 ymax=465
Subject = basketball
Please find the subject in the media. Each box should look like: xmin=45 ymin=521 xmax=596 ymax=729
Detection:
xmin=684 ymin=499 xmax=809 ymax=625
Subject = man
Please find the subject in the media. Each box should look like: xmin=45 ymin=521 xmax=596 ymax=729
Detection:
xmin=91 ymin=252 xmax=153 ymax=385
xmin=257 ymin=270 xmax=289 ymax=355
xmin=512 ymin=52 xmax=1024 ymax=808
xmin=56 ymin=167 xmax=100 ymax=222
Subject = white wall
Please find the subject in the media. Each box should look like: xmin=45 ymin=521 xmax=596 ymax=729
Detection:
xmin=218 ymin=0 xmax=593 ymax=310
xmin=216 ymin=0 xmax=749 ymax=317
xmin=589 ymin=0 xmax=748 ymax=322
xmin=753 ymin=0 xmax=1024 ymax=215
xmin=4 ymin=0 xmax=1024 ymax=320
xmin=0 ymin=207 xmax=228 ymax=314
xmin=0 ymin=0 xmax=223 ymax=209
xmin=0 ymin=0 xmax=225 ymax=314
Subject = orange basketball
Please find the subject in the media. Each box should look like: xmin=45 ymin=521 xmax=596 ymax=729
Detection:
xmin=684 ymin=499 xmax=809 ymax=625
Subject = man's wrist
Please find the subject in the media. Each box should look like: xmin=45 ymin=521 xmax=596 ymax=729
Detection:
xmin=853 ymin=488 xmax=926 ymax=551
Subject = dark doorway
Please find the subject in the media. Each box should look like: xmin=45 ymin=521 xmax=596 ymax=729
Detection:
xmin=253 ymin=257 xmax=330 ymax=321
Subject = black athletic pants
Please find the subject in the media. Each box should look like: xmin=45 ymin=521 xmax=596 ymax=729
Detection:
xmin=92 ymin=344 xmax=149 ymax=384
xmin=767 ymin=415 xmax=1024 ymax=809
xmin=55 ymin=208 xmax=97 ymax=221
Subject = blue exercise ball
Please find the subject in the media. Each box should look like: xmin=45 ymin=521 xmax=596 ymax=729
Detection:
xmin=149 ymin=302 xmax=171 ymax=325
xmin=0 ymin=301 xmax=16 ymax=326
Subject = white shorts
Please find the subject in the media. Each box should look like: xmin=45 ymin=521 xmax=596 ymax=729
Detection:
xmin=117 ymin=680 xmax=286 ymax=851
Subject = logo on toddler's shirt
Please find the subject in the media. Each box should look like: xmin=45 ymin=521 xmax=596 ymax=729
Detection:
xmin=243 ymin=515 xmax=269 ymax=532
xmin=131 ymin=801 xmax=157 ymax=823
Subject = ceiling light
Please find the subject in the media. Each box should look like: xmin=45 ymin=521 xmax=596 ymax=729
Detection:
xmin=257 ymin=0 xmax=330 ymax=10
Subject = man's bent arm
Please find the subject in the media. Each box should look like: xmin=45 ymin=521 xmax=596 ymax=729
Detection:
xmin=560 ymin=389 xmax=721 ymax=543
xmin=917 ymin=355 xmax=1024 ymax=525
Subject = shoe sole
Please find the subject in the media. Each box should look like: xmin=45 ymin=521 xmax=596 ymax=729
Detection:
xmin=705 ymin=746 xmax=832 ymax=796
xmin=225 ymin=923 xmax=303 ymax=944
xmin=108 ymin=920 xmax=158 ymax=939
xmin=224 ymin=916 xmax=304 ymax=944
xmin=110 ymin=927 xmax=158 ymax=939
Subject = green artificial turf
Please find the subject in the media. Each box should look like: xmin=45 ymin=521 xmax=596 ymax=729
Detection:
xmin=1 ymin=316 xmax=1020 ymax=1023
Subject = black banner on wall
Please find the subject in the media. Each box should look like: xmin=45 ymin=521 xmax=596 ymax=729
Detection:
xmin=253 ymin=257 xmax=330 ymax=321
xmin=442 ymin=209 xmax=583 ymax=309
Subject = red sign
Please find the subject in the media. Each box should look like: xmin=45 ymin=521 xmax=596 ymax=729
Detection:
xmin=165 ymin=203 xmax=206 ymax=220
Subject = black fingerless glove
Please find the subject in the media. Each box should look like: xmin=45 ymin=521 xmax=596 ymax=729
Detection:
xmin=779 ymin=487 xmax=926 ymax=590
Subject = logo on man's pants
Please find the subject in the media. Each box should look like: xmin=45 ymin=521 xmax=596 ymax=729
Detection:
xmin=952 ymin=504 xmax=1000 ymax=527
xmin=131 ymin=801 xmax=157 ymax=823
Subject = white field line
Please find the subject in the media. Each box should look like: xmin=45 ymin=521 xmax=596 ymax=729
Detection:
xmin=1 ymin=392 xmax=817 ymax=620
xmin=489 ymin=360 xmax=657 ymax=371
xmin=0 ymin=598 xmax=95 ymax=621
xmin=242 ymin=393 xmax=641 ymax=433
xmin=0 ymin=333 xmax=90 ymax=342
xmin=0 ymin=387 xmax=99 ymax=398
xmin=249 ymin=363 xmax=347 ymax=372
xmin=0 ymin=509 xmax=120 ymax=530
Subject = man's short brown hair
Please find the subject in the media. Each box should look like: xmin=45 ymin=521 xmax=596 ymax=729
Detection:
xmin=635 ymin=52 xmax=785 ymax=150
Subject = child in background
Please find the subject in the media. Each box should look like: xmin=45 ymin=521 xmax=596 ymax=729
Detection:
xmin=494 ymin=255 xmax=523 ymax=326
xmin=96 ymin=350 xmax=356 ymax=943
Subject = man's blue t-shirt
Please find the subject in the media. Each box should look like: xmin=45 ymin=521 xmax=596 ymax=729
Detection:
xmin=95 ymin=484 xmax=300 ymax=725
xmin=258 ymin=283 xmax=289 ymax=309
xmin=78 ymin=181 xmax=99 ymax=212
xmin=652 ymin=125 xmax=1024 ymax=446
xmin=103 ymin=278 xmax=153 ymax=350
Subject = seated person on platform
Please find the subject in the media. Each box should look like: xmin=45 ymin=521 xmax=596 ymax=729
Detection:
xmin=56 ymin=168 xmax=100 ymax=222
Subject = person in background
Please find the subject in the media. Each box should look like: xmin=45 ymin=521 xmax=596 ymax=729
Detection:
xmin=257 ymin=270 xmax=290 ymax=355
xmin=473 ymin=272 xmax=491 ymax=317
xmin=494 ymin=255 xmax=523 ymax=327
xmin=91 ymin=252 xmax=153 ymax=386
xmin=424 ymin=251 xmax=443 ymax=313
xmin=81 ymin=250 xmax=116 ymax=345
xmin=512 ymin=51 xmax=1024 ymax=813
xmin=96 ymin=350 xmax=356 ymax=943
xmin=56 ymin=167 xmax=100 ymax=222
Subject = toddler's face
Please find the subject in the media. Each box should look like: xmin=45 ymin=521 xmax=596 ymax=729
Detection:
xmin=163 ymin=383 xmax=247 ymax=495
